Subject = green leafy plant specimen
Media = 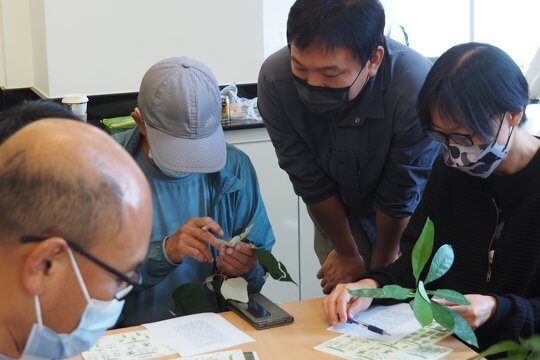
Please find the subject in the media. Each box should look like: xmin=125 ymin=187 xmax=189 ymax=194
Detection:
xmin=171 ymin=225 xmax=296 ymax=316
xmin=349 ymin=218 xmax=479 ymax=348
xmin=469 ymin=336 xmax=540 ymax=360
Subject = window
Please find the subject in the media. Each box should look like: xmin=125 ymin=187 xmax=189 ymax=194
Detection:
xmin=382 ymin=0 xmax=540 ymax=72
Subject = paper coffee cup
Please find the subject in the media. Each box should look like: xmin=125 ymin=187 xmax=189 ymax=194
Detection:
xmin=62 ymin=94 xmax=89 ymax=121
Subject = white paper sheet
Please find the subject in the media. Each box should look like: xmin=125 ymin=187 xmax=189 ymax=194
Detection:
xmin=81 ymin=329 xmax=176 ymax=360
xmin=144 ymin=312 xmax=255 ymax=357
xmin=328 ymin=303 xmax=423 ymax=342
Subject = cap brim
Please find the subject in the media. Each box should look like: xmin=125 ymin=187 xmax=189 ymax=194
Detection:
xmin=145 ymin=124 xmax=226 ymax=173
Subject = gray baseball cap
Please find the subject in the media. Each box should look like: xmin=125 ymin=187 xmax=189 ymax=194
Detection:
xmin=138 ymin=57 xmax=226 ymax=173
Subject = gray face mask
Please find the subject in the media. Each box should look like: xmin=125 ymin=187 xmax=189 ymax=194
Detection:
xmin=443 ymin=119 xmax=514 ymax=178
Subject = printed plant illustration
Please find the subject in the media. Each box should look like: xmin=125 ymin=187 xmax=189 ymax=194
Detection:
xmin=171 ymin=224 xmax=296 ymax=316
xmin=349 ymin=218 xmax=479 ymax=348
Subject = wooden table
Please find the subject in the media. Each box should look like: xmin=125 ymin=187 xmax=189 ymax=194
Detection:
xmin=76 ymin=298 xmax=479 ymax=359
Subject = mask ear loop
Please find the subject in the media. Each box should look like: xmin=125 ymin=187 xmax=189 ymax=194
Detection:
xmin=67 ymin=248 xmax=91 ymax=303
xmin=502 ymin=126 xmax=515 ymax=152
xmin=34 ymin=295 xmax=43 ymax=326
xmin=495 ymin=112 xmax=514 ymax=152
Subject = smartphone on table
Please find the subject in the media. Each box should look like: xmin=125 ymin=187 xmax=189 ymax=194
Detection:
xmin=226 ymin=293 xmax=294 ymax=329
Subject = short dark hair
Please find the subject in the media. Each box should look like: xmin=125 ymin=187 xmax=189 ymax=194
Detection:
xmin=286 ymin=0 xmax=385 ymax=65
xmin=418 ymin=42 xmax=529 ymax=141
xmin=0 ymin=100 xmax=81 ymax=144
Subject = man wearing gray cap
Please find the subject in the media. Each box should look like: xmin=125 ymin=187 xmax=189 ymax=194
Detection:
xmin=114 ymin=57 xmax=275 ymax=326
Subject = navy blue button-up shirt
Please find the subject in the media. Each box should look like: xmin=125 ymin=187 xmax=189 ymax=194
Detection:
xmin=258 ymin=38 xmax=441 ymax=221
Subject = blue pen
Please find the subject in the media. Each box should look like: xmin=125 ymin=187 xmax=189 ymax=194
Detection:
xmin=338 ymin=314 xmax=392 ymax=336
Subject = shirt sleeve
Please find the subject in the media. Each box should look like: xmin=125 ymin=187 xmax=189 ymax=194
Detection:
xmin=477 ymin=294 xmax=540 ymax=347
xmin=362 ymin=193 xmax=429 ymax=288
xmin=139 ymin=238 xmax=178 ymax=288
xmin=257 ymin=67 xmax=337 ymax=205
xmin=373 ymin=96 xmax=441 ymax=218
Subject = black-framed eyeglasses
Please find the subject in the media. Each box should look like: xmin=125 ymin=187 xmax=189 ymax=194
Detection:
xmin=425 ymin=128 xmax=476 ymax=146
xmin=20 ymin=235 xmax=144 ymax=300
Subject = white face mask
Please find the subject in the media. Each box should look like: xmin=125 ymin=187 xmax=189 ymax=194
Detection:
xmin=21 ymin=249 xmax=125 ymax=359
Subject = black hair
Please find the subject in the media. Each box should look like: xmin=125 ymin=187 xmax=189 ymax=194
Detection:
xmin=0 ymin=100 xmax=81 ymax=144
xmin=286 ymin=0 xmax=385 ymax=65
xmin=418 ymin=42 xmax=529 ymax=141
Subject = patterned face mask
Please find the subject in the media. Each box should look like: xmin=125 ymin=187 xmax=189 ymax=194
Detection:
xmin=443 ymin=117 xmax=514 ymax=178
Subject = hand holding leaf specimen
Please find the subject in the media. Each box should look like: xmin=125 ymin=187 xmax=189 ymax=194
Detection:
xmin=349 ymin=218 xmax=478 ymax=348
xmin=172 ymin=224 xmax=297 ymax=315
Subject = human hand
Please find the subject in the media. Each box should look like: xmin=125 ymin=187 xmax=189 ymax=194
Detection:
xmin=216 ymin=242 xmax=258 ymax=277
xmin=165 ymin=217 xmax=223 ymax=263
xmin=317 ymin=249 xmax=366 ymax=294
xmin=434 ymin=294 xmax=497 ymax=329
xmin=323 ymin=278 xmax=379 ymax=326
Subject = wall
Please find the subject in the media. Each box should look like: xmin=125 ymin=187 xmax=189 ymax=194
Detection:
xmin=0 ymin=1 xmax=5 ymax=87
xmin=20 ymin=0 xmax=265 ymax=98
xmin=262 ymin=0 xmax=294 ymax=58
xmin=28 ymin=0 xmax=48 ymax=96
xmin=0 ymin=0 xmax=34 ymax=89
xmin=0 ymin=0 xmax=298 ymax=97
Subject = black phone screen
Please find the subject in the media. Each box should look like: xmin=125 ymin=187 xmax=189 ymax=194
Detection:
xmin=246 ymin=299 xmax=271 ymax=318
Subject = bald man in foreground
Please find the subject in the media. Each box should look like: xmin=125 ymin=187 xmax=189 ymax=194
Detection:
xmin=0 ymin=120 xmax=153 ymax=359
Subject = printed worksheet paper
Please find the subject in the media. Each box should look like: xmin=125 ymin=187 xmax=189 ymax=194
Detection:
xmin=144 ymin=312 xmax=255 ymax=357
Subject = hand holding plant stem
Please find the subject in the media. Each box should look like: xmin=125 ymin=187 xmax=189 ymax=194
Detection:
xmin=346 ymin=218 xmax=479 ymax=348
xmin=171 ymin=224 xmax=297 ymax=316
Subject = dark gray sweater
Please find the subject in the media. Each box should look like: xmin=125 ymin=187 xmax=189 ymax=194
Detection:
xmin=366 ymin=152 xmax=540 ymax=350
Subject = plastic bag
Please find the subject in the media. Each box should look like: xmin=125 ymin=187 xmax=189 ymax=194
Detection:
xmin=220 ymin=84 xmax=262 ymax=122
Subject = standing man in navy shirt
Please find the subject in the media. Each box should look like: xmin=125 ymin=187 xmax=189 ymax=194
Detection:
xmin=258 ymin=0 xmax=440 ymax=294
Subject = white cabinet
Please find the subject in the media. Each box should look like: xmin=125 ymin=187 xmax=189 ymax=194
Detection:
xmin=224 ymin=127 xmax=323 ymax=303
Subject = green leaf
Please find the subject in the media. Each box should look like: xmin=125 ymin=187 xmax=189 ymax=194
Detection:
xmin=521 ymin=335 xmax=540 ymax=351
xmin=170 ymin=283 xmax=206 ymax=316
xmin=449 ymin=308 xmax=478 ymax=348
xmin=412 ymin=291 xmax=433 ymax=326
xmin=412 ymin=217 xmax=435 ymax=283
xmin=425 ymin=244 xmax=454 ymax=285
xmin=418 ymin=281 xmax=430 ymax=303
xmin=507 ymin=349 xmax=529 ymax=359
xmin=427 ymin=289 xmax=470 ymax=305
xmin=430 ymin=301 xmax=455 ymax=333
xmin=254 ymin=248 xmax=297 ymax=285
xmin=468 ymin=341 xmax=521 ymax=360
xmin=220 ymin=277 xmax=249 ymax=303
xmin=349 ymin=285 xmax=414 ymax=300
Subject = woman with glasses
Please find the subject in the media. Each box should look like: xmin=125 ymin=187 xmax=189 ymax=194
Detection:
xmin=324 ymin=42 xmax=540 ymax=350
